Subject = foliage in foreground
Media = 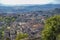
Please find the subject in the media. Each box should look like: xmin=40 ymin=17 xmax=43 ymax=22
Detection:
xmin=15 ymin=33 xmax=28 ymax=40
xmin=41 ymin=15 xmax=60 ymax=40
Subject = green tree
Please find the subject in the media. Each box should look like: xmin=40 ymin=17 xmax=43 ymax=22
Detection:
xmin=15 ymin=33 xmax=28 ymax=40
xmin=41 ymin=15 xmax=60 ymax=40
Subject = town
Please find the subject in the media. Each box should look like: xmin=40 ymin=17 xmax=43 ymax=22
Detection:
xmin=0 ymin=8 xmax=60 ymax=40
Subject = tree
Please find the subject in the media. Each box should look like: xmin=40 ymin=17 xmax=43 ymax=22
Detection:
xmin=15 ymin=33 xmax=28 ymax=40
xmin=6 ymin=38 xmax=10 ymax=40
xmin=41 ymin=15 xmax=60 ymax=40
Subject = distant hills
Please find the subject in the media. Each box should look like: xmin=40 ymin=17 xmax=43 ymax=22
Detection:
xmin=0 ymin=4 xmax=60 ymax=13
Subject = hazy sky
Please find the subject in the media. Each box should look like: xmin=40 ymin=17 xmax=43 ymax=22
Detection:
xmin=0 ymin=0 xmax=60 ymax=5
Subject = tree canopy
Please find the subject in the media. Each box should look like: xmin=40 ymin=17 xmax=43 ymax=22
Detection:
xmin=41 ymin=15 xmax=60 ymax=40
xmin=15 ymin=33 xmax=28 ymax=40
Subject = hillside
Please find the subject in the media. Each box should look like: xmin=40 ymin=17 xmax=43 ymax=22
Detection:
xmin=0 ymin=4 xmax=60 ymax=13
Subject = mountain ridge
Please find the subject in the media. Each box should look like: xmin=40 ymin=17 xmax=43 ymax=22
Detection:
xmin=0 ymin=4 xmax=60 ymax=13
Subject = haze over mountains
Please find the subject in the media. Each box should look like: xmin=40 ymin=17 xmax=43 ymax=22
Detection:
xmin=0 ymin=4 xmax=60 ymax=13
